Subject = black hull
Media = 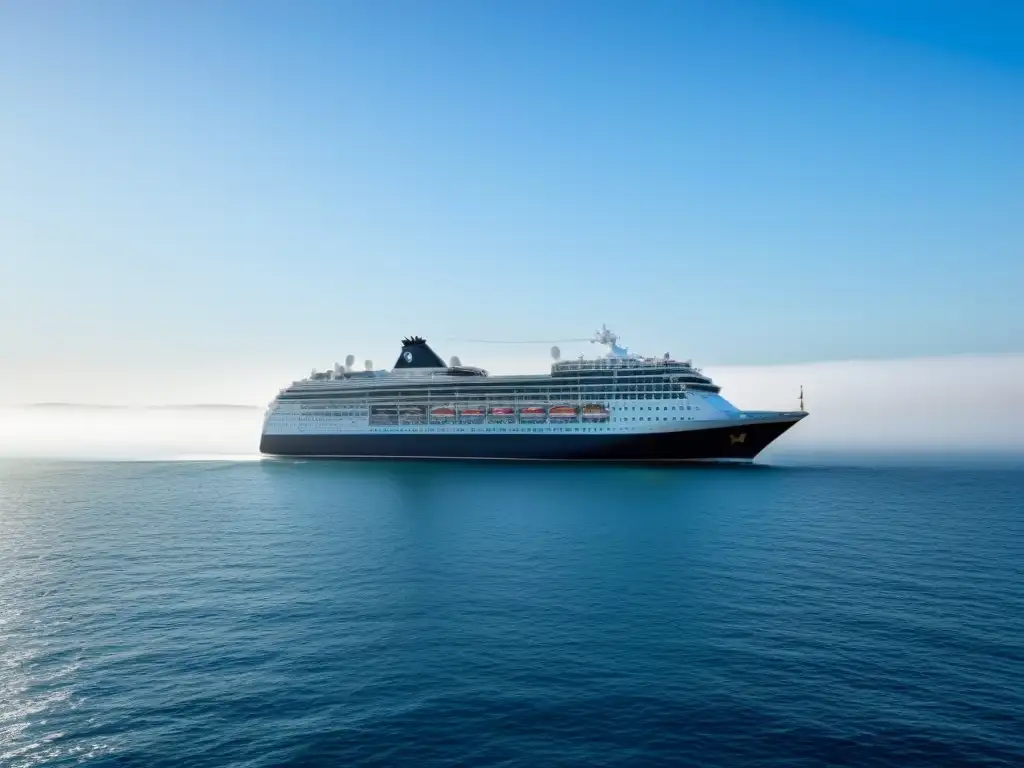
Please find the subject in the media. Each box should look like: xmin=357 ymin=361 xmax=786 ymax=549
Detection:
xmin=259 ymin=418 xmax=801 ymax=462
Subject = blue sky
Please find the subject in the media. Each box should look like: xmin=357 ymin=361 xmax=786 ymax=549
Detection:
xmin=1 ymin=0 xmax=1022 ymax=402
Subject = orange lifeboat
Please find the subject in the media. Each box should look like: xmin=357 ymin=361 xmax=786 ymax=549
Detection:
xmin=458 ymin=406 xmax=486 ymax=419
xmin=548 ymin=405 xmax=578 ymax=420
xmin=519 ymin=406 xmax=547 ymax=421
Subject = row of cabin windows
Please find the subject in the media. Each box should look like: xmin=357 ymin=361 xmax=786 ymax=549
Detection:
xmin=289 ymin=390 xmax=690 ymax=399
xmin=284 ymin=400 xmax=711 ymax=415
xmin=320 ymin=371 xmax=705 ymax=384
xmin=552 ymin=365 xmax=701 ymax=375
xmin=290 ymin=406 xmax=698 ymax=421
xmin=626 ymin=405 xmax=693 ymax=411
xmin=623 ymin=416 xmax=700 ymax=423
xmin=336 ymin=379 xmax=695 ymax=390
xmin=292 ymin=404 xmax=702 ymax=413
xmin=282 ymin=388 xmax=715 ymax=403
xmin=289 ymin=380 xmax=709 ymax=398
xmin=285 ymin=418 xmax=699 ymax=428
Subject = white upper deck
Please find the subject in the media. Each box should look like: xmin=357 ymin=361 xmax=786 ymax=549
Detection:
xmin=288 ymin=325 xmax=710 ymax=393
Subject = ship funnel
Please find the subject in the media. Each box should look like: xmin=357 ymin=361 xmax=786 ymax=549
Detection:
xmin=449 ymin=355 xmax=462 ymax=367
xmin=345 ymin=354 xmax=355 ymax=370
xmin=394 ymin=336 xmax=447 ymax=369
xmin=364 ymin=359 xmax=373 ymax=371
xmin=550 ymin=346 xmax=561 ymax=361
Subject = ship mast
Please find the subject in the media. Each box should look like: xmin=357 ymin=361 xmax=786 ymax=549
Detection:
xmin=591 ymin=324 xmax=630 ymax=357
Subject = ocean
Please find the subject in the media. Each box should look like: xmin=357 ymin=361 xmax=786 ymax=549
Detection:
xmin=1 ymin=457 xmax=1022 ymax=767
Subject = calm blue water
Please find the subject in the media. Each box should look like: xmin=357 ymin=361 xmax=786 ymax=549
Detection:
xmin=1 ymin=458 xmax=1022 ymax=767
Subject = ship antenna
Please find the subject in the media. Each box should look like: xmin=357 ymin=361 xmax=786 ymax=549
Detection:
xmin=591 ymin=324 xmax=628 ymax=357
xmin=799 ymin=385 xmax=805 ymax=412
xmin=445 ymin=336 xmax=589 ymax=344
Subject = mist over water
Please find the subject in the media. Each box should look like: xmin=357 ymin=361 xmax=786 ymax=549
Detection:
xmin=0 ymin=353 xmax=1021 ymax=462
xmin=710 ymin=352 xmax=1024 ymax=462
xmin=0 ymin=406 xmax=263 ymax=461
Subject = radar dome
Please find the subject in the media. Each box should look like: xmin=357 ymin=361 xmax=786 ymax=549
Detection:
xmin=550 ymin=346 xmax=561 ymax=361
xmin=345 ymin=354 xmax=355 ymax=370
xmin=364 ymin=359 xmax=373 ymax=371
xmin=449 ymin=355 xmax=462 ymax=367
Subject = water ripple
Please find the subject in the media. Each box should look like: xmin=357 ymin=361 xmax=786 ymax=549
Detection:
xmin=0 ymin=459 xmax=1022 ymax=767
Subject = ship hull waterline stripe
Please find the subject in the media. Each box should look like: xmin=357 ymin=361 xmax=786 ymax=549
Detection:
xmin=262 ymin=455 xmax=755 ymax=464
xmin=259 ymin=418 xmax=801 ymax=461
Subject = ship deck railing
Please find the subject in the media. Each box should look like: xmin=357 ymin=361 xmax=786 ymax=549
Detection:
xmin=289 ymin=370 xmax=712 ymax=390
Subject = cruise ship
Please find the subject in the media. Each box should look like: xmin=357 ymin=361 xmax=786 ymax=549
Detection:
xmin=259 ymin=327 xmax=806 ymax=462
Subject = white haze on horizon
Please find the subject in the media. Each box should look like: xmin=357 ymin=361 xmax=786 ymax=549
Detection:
xmin=708 ymin=352 xmax=1024 ymax=457
xmin=0 ymin=407 xmax=265 ymax=461
xmin=0 ymin=353 xmax=1021 ymax=462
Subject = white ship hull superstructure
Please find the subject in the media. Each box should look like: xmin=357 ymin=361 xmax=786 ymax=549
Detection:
xmin=260 ymin=327 xmax=806 ymax=462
